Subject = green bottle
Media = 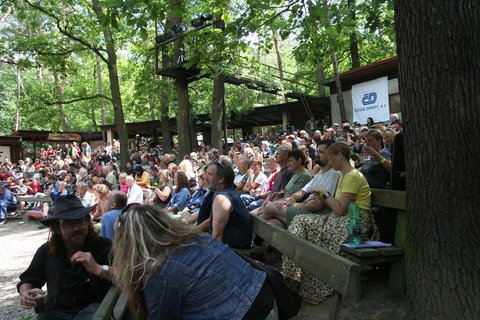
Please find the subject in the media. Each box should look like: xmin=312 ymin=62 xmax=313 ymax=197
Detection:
xmin=348 ymin=198 xmax=362 ymax=245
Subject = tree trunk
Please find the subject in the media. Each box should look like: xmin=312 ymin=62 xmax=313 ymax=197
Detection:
xmin=322 ymin=0 xmax=346 ymax=122
xmin=348 ymin=0 xmax=360 ymax=69
xmin=0 ymin=5 xmax=11 ymax=26
xmin=171 ymin=10 xmax=192 ymax=158
xmin=91 ymin=0 xmax=129 ymax=170
xmin=316 ymin=64 xmax=326 ymax=97
xmin=321 ymin=0 xmax=346 ymax=122
xmin=53 ymin=73 xmax=68 ymax=131
xmin=15 ymin=66 xmax=21 ymax=131
xmin=394 ymin=1 xmax=480 ymax=319
xmin=148 ymin=93 xmax=156 ymax=120
xmin=159 ymin=78 xmax=172 ymax=152
xmin=211 ymin=75 xmax=225 ymax=152
xmin=96 ymin=54 xmax=106 ymax=125
xmin=272 ymin=29 xmax=288 ymax=103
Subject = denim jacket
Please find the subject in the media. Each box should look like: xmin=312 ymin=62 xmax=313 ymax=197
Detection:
xmin=168 ymin=187 xmax=191 ymax=211
xmin=143 ymin=236 xmax=266 ymax=320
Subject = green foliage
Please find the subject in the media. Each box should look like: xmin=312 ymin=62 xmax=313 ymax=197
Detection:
xmin=0 ymin=0 xmax=397 ymax=136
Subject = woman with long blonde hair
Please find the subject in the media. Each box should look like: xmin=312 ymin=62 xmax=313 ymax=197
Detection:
xmin=112 ymin=204 xmax=274 ymax=320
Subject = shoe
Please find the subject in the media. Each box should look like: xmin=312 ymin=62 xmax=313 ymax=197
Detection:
xmin=0 ymin=219 xmax=7 ymax=225
xmin=38 ymin=224 xmax=47 ymax=229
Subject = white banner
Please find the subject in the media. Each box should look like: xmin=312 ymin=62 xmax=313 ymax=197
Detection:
xmin=352 ymin=76 xmax=390 ymax=124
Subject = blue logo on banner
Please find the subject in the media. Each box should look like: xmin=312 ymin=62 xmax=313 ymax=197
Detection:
xmin=362 ymin=92 xmax=377 ymax=105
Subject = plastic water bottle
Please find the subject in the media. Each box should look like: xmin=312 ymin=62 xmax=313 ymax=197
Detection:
xmin=348 ymin=198 xmax=362 ymax=245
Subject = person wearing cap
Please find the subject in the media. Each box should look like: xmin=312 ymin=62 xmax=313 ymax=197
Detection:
xmin=134 ymin=134 xmax=141 ymax=151
xmin=18 ymin=194 xmax=112 ymax=318
xmin=0 ymin=183 xmax=17 ymax=224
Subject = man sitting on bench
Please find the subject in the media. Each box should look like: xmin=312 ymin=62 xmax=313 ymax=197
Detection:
xmin=18 ymin=194 xmax=113 ymax=319
xmin=259 ymin=140 xmax=340 ymax=228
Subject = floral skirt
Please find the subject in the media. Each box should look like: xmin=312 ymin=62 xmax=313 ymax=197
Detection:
xmin=281 ymin=209 xmax=379 ymax=304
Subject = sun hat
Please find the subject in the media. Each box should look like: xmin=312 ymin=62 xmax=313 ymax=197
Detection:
xmin=40 ymin=194 xmax=96 ymax=226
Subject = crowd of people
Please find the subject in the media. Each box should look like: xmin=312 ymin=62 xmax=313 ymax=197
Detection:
xmin=4 ymin=113 xmax=404 ymax=319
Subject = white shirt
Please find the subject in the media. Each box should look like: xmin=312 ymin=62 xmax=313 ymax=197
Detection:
xmin=252 ymin=171 xmax=269 ymax=194
xmin=81 ymin=191 xmax=93 ymax=208
xmin=127 ymin=183 xmax=144 ymax=205
xmin=302 ymin=168 xmax=341 ymax=200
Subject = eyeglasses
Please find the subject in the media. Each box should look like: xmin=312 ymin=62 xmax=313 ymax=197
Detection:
xmin=214 ymin=159 xmax=230 ymax=173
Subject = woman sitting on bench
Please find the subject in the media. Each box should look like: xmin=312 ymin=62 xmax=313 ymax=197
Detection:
xmin=112 ymin=204 xmax=275 ymax=319
xmin=282 ymin=141 xmax=379 ymax=304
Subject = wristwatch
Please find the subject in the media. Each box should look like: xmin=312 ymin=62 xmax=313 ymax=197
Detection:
xmin=101 ymin=265 xmax=109 ymax=279
xmin=322 ymin=191 xmax=332 ymax=199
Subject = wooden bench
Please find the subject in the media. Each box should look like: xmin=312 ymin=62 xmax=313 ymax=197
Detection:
xmin=250 ymin=214 xmax=360 ymax=320
xmin=341 ymin=189 xmax=406 ymax=301
xmin=9 ymin=195 xmax=52 ymax=222
xmin=94 ymin=189 xmax=406 ymax=320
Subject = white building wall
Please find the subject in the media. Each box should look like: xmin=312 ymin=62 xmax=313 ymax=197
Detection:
xmin=0 ymin=146 xmax=11 ymax=162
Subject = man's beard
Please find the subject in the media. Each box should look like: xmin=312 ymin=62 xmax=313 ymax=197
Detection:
xmin=314 ymin=157 xmax=327 ymax=167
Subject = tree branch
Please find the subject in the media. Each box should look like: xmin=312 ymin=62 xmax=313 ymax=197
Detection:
xmin=257 ymin=1 xmax=301 ymax=30
xmin=45 ymin=94 xmax=112 ymax=105
xmin=23 ymin=0 xmax=109 ymax=64
xmin=36 ymin=48 xmax=87 ymax=56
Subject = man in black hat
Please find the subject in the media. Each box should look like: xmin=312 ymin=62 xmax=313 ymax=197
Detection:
xmin=18 ymin=194 xmax=112 ymax=319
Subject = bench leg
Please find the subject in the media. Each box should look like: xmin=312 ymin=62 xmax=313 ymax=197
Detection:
xmin=328 ymin=293 xmax=342 ymax=320
xmin=389 ymin=258 xmax=405 ymax=292
xmin=390 ymin=209 xmax=406 ymax=292
xmin=346 ymin=268 xmax=361 ymax=302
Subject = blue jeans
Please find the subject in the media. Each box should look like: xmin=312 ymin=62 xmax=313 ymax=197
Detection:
xmin=0 ymin=200 xmax=17 ymax=220
xmin=240 ymin=195 xmax=264 ymax=211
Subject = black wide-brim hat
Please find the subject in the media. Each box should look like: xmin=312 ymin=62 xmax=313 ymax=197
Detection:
xmin=40 ymin=194 xmax=96 ymax=226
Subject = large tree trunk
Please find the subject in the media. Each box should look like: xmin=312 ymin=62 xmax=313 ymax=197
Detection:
xmin=211 ymin=75 xmax=225 ymax=152
xmin=53 ymin=73 xmax=68 ymax=131
xmin=15 ymin=65 xmax=21 ymax=131
xmin=316 ymin=64 xmax=326 ymax=97
xmin=148 ymin=93 xmax=156 ymax=120
xmin=96 ymin=54 xmax=106 ymax=125
xmin=394 ymin=1 xmax=480 ymax=319
xmin=272 ymin=29 xmax=288 ymax=103
xmin=170 ymin=10 xmax=192 ymax=158
xmin=348 ymin=0 xmax=360 ymax=69
xmin=322 ymin=0 xmax=346 ymax=122
xmin=91 ymin=0 xmax=129 ymax=170
xmin=211 ymin=15 xmax=226 ymax=154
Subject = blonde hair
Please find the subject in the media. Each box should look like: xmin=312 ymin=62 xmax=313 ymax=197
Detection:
xmin=95 ymin=184 xmax=110 ymax=195
xmin=326 ymin=141 xmax=362 ymax=166
xmin=113 ymin=205 xmax=200 ymax=319
xmin=159 ymin=169 xmax=172 ymax=184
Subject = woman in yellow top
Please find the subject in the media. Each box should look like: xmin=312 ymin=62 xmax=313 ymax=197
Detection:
xmin=134 ymin=166 xmax=150 ymax=187
xmin=282 ymin=141 xmax=379 ymax=304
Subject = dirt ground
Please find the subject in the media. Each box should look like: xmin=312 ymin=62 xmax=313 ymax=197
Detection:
xmin=0 ymin=217 xmax=415 ymax=320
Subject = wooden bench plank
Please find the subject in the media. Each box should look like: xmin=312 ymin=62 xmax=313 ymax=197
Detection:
xmin=250 ymin=214 xmax=360 ymax=295
xmin=16 ymin=195 xmax=52 ymax=202
xmin=93 ymin=286 xmax=121 ymax=320
xmin=378 ymin=247 xmax=403 ymax=256
xmin=370 ymin=189 xmax=406 ymax=210
xmin=113 ymin=293 xmax=131 ymax=320
xmin=341 ymin=246 xmax=382 ymax=257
